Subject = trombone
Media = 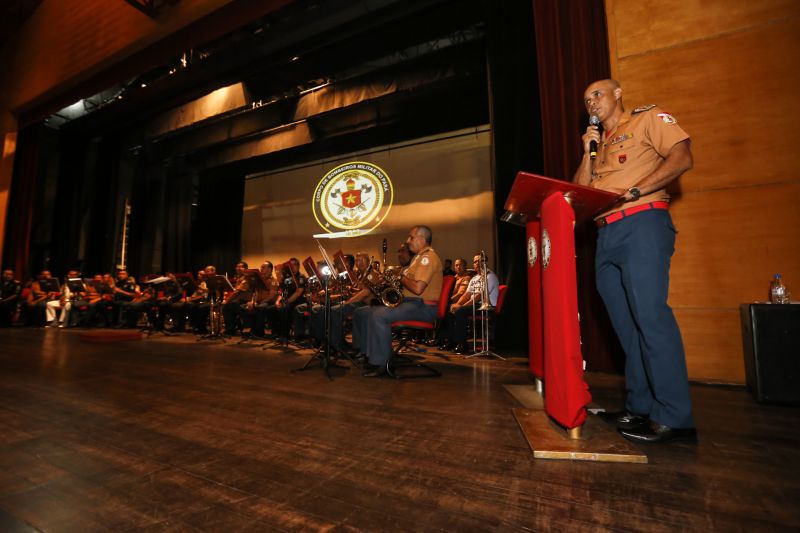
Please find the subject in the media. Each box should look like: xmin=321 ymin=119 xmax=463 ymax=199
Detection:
xmin=468 ymin=250 xmax=504 ymax=360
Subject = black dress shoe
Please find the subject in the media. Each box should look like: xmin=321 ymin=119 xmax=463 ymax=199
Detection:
xmin=597 ymin=410 xmax=650 ymax=430
xmin=362 ymin=363 xmax=387 ymax=377
xmin=619 ymin=422 xmax=697 ymax=444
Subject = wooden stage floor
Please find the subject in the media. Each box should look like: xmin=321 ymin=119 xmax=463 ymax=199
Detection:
xmin=0 ymin=328 xmax=798 ymax=532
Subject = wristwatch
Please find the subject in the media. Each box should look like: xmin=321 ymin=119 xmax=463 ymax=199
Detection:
xmin=628 ymin=186 xmax=641 ymax=201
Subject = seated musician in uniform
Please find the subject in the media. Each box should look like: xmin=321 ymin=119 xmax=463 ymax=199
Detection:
xmin=150 ymin=273 xmax=182 ymax=331
xmin=45 ymin=270 xmax=81 ymax=327
xmin=440 ymin=253 xmax=500 ymax=354
xmin=310 ymin=252 xmax=374 ymax=353
xmin=112 ymin=269 xmax=138 ymax=327
xmin=0 ymin=269 xmax=22 ymax=327
xmin=267 ymin=258 xmax=306 ymax=340
xmin=246 ymin=261 xmax=279 ymax=339
xmin=192 ymin=265 xmax=220 ymax=334
xmin=222 ymin=261 xmax=253 ymax=337
xmin=27 ymin=271 xmax=60 ymax=327
xmin=351 ymin=225 xmax=443 ymax=377
xmin=172 ymin=270 xmax=206 ymax=333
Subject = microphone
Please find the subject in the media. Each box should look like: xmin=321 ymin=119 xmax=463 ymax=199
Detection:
xmin=589 ymin=115 xmax=600 ymax=160
xmin=382 ymin=238 xmax=387 ymax=254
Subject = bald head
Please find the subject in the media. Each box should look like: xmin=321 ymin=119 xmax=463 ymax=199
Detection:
xmin=583 ymin=79 xmax=623 ymax=122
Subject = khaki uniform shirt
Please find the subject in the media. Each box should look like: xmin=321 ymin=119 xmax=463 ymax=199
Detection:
xmin=404 ymin=246 xmax=443 ymax=302
xmin=591 ymin=105 xmax=689 ymax=218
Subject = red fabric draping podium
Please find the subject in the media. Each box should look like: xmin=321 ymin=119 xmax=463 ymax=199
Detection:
xmin=504 ymin=172 xmax=618 ymax=429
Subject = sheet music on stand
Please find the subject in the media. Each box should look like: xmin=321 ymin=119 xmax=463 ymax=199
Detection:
xmin=315 ymin=239 xmax=339 ymax=282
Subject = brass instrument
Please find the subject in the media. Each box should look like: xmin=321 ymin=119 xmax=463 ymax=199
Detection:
xmin=478 ymin=250 xmax=494 ymax=311
xmin=363 ymin=263 xmax=404 ymax=308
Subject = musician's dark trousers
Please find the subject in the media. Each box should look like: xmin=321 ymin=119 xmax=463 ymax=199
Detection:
xmin=311 ymin=301 xmax=363 ymax=350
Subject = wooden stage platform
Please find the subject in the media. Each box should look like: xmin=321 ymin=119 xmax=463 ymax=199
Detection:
xmin=0 ymin=328 xmax=797 ymax=531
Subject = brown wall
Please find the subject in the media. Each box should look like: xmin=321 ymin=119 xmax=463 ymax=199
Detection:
xmin=605 ymin=0 xmax=800 ymax=382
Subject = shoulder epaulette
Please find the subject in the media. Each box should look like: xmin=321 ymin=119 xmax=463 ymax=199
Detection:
xmin=632 ymin=104 xmax=656 ymax=115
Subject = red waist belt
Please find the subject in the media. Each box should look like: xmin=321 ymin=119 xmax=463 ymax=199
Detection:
xmin=596 ymin=201 xmax=669 ymax=227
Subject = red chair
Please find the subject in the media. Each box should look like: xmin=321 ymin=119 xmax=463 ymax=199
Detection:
xmin=387 ymin=274 xmax=455 ymax=378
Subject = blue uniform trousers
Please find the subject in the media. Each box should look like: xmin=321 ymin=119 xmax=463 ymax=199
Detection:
xmin=352 ymin=298 xmax=437 ymax=367
xmin=595 ymin=209 xmax=694 ymax=428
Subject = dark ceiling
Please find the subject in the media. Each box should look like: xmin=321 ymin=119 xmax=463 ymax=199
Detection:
xmin=0 ymin=0 xmax=43 ymax=48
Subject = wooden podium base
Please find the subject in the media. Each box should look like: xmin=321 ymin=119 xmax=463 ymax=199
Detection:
xmin=504 ymin=385 xmax=647 ymax=464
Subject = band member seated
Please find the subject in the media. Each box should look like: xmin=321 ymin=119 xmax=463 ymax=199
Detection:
xmin=440 ymin=253 xmax=500 ymax=354
xmin=45 ymin=270 xmax=81 ymax=327
xmin=222 ymin=261 xmax=254 ymax=336
xmin=172 ymin=270 xmax=207 ymax=333
xmin=27 ymin=271 xmax=60 ymax=327
xmin=450 ymin=258 xmax=471 ymax=304
xmin=267 ymin=258 xmax=306 ymax=340
xmin=244 ymin=261 xmax=279 ymax=339
xmin=150 ymin=273 xmax=182 ymax=331
xmin=351 ymin=225 xmax=443 ymax=377
xmin=192 ymin=265 xmax=220 ymax=334
xmin=300 ymin=254 xmax=355 ymax=346
xmin=310 ymin=252 xmax=374 ymax=352
xmin=0 ymin=269 xmax=22 ymax=327
xmin=112 ymin=269 xmax=138 ymax=327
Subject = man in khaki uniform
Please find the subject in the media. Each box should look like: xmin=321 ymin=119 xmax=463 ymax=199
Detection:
xmin=573 ymin=79 xmax=696 ymax=444
xmin=352 ymin=225 xmax=443 ymax=376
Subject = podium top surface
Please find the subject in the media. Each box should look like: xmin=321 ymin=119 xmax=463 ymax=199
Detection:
xmin=503 ymin=172 xmax=620 ymax=224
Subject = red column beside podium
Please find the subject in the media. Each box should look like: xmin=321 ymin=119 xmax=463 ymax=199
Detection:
xmin=503 ymin=172 xmax=618 ymax=431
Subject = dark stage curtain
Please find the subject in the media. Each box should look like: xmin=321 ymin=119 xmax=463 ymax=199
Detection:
xmin=486 ymin=0 xmax=544 ymax=351
xmin=190 ymin=167 xmax=245 ymax=275
xmin=2 ymin=125 xmax=41 ymax=279
xmin=532 ymin=0 xmax=623 ymax=372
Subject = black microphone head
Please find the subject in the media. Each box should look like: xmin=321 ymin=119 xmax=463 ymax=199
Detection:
xmin=589 ymin=115 xmax=600 ymax=126
xmin=382 ymin=239 xmax=387 ymax=252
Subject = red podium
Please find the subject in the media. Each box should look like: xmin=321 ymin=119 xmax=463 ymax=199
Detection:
xmin=503 ymin=172 xmax=618 ymax=433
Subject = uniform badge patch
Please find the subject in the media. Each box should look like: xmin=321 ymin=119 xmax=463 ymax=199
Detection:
xmin=618 ymin=154 xmax=627 ymax=164
xmin=658 ymin=112 xmax=677 ymax=124
xmin=421 ymin=256 xmax=429 ymax=266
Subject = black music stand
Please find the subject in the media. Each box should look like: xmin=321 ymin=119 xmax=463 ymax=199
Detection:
xmin=39 ymin=278 xmax=60 ymax=293
xmin=198 ymin=275 xmax=234 ymax=341
xmin=294 ymin=242 xmax=349 ymax=380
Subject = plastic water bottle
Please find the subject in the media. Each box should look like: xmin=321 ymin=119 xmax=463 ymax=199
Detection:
xmin=770 ymin=274 xmax=788 ymax=304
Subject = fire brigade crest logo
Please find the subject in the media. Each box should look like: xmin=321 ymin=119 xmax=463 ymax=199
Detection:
xmin=313 ymin=161 xmax=394 ymax=236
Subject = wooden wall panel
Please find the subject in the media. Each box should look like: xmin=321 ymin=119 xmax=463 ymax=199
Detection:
xmin=611 ymin=0 xmax=799 ymax=59
xmin=613 ymin=17 xmax=800 ymax=192
xmin=674 ymin=309 xmax=745 ymax=383
xmin=606 ymin=0 xmax=800 ymax=383
xmin=669 ymin=182 xmax=800 ymax=308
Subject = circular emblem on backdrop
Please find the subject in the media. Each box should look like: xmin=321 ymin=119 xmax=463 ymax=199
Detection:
xmin=542 ymin=229 xmax=551 ymax=270
xmin=527 ymin=236 xmax=538 ymax=267
xmin=312 ymin=161 xmax=393 ymax=236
